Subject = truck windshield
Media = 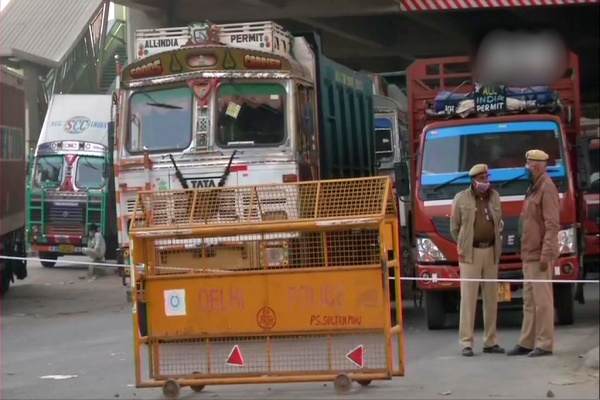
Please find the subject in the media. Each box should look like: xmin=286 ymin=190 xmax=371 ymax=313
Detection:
xmin=128 ymin=86 xmax=193 ymax=154
xmin=75 ymin=156 xmax=105 ymax=189
xmin=420 ymin=121 xmax=566 ymax=197
xmin=587 ymin=139 xmax=600 ymax=194
xmin=34 ymin=155 xmax=64 ymax=188
xmin=216 ymin=83 xmax=286 ymax=147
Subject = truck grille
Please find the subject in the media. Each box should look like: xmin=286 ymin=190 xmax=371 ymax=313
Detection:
xmin=46 ymin=202 xmax=86 ymax=236
xmin=432 ymin=215 xmax=521 ymax=255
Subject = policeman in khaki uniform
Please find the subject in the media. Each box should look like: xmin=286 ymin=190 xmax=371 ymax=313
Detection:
xmin=507 ymin=149 xmax=560 ymax=358
xmin=451 ymin=164 xmax=505 ymax=357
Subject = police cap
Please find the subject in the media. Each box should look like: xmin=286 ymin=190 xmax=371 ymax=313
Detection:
xmin=525 ymin=149 xmax=549 ymax=161
xmin=469 ymin=163 xmax=489 ymax=177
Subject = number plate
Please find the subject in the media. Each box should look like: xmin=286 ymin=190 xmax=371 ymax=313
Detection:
xmin=58 ymin=244 xmax=75 ymax=254
xmin=497 ymin=283 xmax=512 ymax=302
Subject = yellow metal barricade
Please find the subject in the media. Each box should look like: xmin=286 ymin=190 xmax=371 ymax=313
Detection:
xmin=129 ymin=176 xmax=405 ymax=399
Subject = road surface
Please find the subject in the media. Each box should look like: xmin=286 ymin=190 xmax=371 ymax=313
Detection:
xmin=1 ymin=258 xmax=599 ymax=399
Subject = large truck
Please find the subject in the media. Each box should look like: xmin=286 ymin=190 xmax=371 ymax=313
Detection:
xmin=395 ymin=53 xmax=592 ymax=329
xmin=369 ymin=78 xmax=415 ymax=303
xmin=578 ymin=117 xmax=600 ymax=292
xmin=114 ymin=21 xmax=378 ymax=283
xmin=26 ymin=95 xmax=117 ymax=267
xmin=0 ymin=67 xmax=28 ymax=296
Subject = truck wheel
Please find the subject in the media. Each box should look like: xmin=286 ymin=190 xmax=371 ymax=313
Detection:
xmin=554 ymin=283 xmax=574 ymax=326
xmin=425 ymin=291 xmax=446 ymax=330
xmin=40 ymin=252 xmax=58 ymax=268
xmin=1 ymin=269 xmax=11 ymax=296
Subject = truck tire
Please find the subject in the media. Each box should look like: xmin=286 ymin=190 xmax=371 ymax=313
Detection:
xmin=1 ymin=269 xmax=11 ymax=296
xmin=425 ymin=291 xmax=446 ymax=330
xmin=554 ymin=283 xmax=574 ymax=326
xmin=40 ymin=252 xmax=58 ymax=268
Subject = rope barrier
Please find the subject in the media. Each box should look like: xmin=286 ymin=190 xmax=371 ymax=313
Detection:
xmin=1 ymin=255 xmax=598 ymax=284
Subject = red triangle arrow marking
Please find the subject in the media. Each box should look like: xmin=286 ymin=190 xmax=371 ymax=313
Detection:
xmin=226 ymin=345 xmax=245 ymax=367
xmin=346 ymin=345 xmax=364 ymax=368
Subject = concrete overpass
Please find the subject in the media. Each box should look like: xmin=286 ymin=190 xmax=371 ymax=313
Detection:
xmin=116 ymin=0 xmax=599 ymax=109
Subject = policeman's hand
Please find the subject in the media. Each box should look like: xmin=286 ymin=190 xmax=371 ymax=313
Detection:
xmin=539 ymin=261 xmax=549 ymax=272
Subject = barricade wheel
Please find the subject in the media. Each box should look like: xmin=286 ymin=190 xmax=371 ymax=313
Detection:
xmin=333 ymin=373 xmax=352 ymax=394
xmin=162 ymin=379 xmax=181 ymax=399
xmin=357 ymin=380 xmax=372 ymax=387
xmin=190 ymin=385 xmax=205 ymax=392
xmin=190 ymin=372 xmax=205 ymax=392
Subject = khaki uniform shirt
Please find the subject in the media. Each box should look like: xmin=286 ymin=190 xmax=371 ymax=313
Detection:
xmin=451 ymin=187 xmax=503 ymax=264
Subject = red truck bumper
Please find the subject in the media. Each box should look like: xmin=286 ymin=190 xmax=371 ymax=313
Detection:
xmin=417 ymin=255 xmax=580 ymax=292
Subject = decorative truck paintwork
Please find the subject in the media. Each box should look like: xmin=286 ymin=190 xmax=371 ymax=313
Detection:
xmin=27 ymin=94 xmax=117 ymax=267
xmin=114 ymin=21 xmax=378 ymax=291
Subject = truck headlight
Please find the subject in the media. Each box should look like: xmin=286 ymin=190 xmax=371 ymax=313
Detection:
xmin=416 ymin=237 xmax=447 ymax=262
xmin=558 ymin=227 xmax=575 ymax=254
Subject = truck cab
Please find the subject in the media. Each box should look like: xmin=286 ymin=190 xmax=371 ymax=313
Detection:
xmin=27 ymin=95 xmax=117 ymax=267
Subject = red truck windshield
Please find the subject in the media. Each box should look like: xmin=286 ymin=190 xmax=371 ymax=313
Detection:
xmin=422 ymin=129 xmax=562 ymax=174
xmin=419 ymin=120 xmax=569 ymax=200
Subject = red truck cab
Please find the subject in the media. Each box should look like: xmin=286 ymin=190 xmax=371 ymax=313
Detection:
xmin=395 ymin=54 xmax=587 ymax=330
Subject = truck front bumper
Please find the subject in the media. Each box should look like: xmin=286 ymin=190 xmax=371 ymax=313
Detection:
xmin=416 ymin=255 xmax=580 ymax=292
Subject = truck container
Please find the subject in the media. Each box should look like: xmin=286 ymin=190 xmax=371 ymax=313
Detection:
xmin=1 ymin=66 xmax=28 ymax=295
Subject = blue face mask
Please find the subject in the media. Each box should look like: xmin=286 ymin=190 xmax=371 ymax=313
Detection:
xmin=525 ymin=165 xmax=533 ymax=180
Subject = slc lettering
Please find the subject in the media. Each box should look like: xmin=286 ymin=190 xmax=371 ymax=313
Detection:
xmin=231 ymin=33 xmax=264 ymax=44
xmin=243 ymin=55 xmax=282 ymax=69
xmin=130 ymin=59 xmax=163 ymax=79
xmin=190 ymin=179 xmax=216 ymax=188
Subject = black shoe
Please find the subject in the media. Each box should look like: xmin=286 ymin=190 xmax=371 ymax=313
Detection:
xmin=483 ymin=344 xmax=506 ymax=354
xmin=506 ymin=345 xmax=533 ymax=356
xmin=462 ymin=347 xmax=474 ymax=357
xmin=528 ymin=348 xmax=553 ymax=358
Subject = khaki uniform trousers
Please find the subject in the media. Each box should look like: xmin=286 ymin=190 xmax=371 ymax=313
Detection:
xmin=518 ymin=261 xmax=554 ymax=351
xmin=459 ymin=246 xmax=499 ymax=349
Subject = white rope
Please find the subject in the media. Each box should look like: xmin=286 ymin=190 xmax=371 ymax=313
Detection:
xmin=1 ymin=255 xmax=598 ymax=283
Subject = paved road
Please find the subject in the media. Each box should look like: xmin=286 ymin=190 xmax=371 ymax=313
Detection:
xmin=1 ymin=258 xmax=599 ymax=399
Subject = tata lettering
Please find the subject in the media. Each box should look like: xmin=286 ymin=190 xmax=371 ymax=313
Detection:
xmin=189 ymin=179 xmax=217 ymax=188
xmin=130 ymin=59 xmax=164 ymax=79
xmin=244 ymin=55 xmax=282 ymax=69
xmin=231 ymin=33 xmax=264 ymax=44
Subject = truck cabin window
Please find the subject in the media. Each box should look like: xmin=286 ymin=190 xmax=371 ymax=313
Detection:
xmin=34 ymin=155 xmax=64 ymax=188
xmin=375 ymin=121 xmax=394 ymax=162
xmin=128 ymin=87 xmax=193 ymax=153
xmin=75 ymin=156 xmax=105 ymax=189
xmin=216 ymin=83 xmax=286 ymax=147
xmin=588 ymin=139 xmax=600 ymax=193
xmin=422 ymin=129 xmax=563 ymax=176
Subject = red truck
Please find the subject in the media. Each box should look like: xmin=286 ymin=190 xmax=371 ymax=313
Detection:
xmin=577 ymin=118 xmax=600 ymax=302
xmin=0 ymin=66 xmax=28 ymax=296
xmin=394 ymin=53 xmax=593 ymax=329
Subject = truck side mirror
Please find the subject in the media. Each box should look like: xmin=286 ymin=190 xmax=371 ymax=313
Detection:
xmin=576 ymin=137 xmax=591 ymax=191
xmin=394 ymin=162 xmax=410 ymax=197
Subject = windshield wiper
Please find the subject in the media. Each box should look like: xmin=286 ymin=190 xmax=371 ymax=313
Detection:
xmin=146 ymin=101 xmax=183 ymax=109
xmin=218 ymin=150 xmax=238 ymax=187
xmin=498 ymin=172 xmax=528 ymax=188
xmin=139 ymin=89 xmax=183 ymax=109
xmin=432 ymin=173 xmax=470 ymax=192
